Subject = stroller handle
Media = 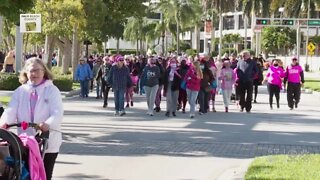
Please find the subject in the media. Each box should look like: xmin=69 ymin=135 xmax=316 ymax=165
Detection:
xmin=7 ymin=121 xmax=39 ymax=130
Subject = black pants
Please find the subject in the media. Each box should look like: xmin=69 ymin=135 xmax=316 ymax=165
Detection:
xmin=102 ymin=80 xmax=111 ymax=106
xmin=44 ymin=153 xmax=58 ymax=180
xmin=238 ymin=81 xmax=253 ymax=111
xmin=287 ymin=82 xmax=301 ymax=108
xmin=268 ymin=83 xmax=280 ymax=108
xmin=178 ymin=88 xmax=187 ymax=110
xmin=198 ymin=89 xmax=210 ymax=113
xmin=253 ymin=84 xmax=259 ymax=101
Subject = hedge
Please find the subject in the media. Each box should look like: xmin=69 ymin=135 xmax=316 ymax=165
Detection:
xmin=108 ymin=49 xmax=137 ymax=55
xmin=0 ymin=73 xmax=73 ymax=91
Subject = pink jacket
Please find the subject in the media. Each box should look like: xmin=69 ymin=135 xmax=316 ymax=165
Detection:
xmin=19 ymin=134 xmax=46 ymax=180
xmin=219 ymin=68 xmax=236 ymax=90
xmin=184 ymin=66 xmax=201 ymax=91
xmin=266 ymin=66 xmax=285 ymax=89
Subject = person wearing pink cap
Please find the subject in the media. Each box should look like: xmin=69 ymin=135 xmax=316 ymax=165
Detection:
xmin=284 ymin=57 xmax=304 ymax=110
xmin=163 ymin=58 xmax=182 ymax=117
xmin=107 ymin=55 xmax=132 ymax=116
xmin=219 ymin=60 xmax=236 ymax=112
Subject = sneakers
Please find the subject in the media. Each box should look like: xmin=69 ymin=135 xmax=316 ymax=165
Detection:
xmin=126 ymin=103 xmax=130 ymax=108
xmin=212 ymin=108 xmax=216 ymax=112
xmin=103 ymin=103 xmax=107 ymax=108
xmin=225 ymin=107 xmax=228 ymax=113
xmin=165 ymin=112 xmax=170 ymax=117
xmin=295 ymin=102 xmax=298 ymax=108
xmin=114 ymin=111 xmax=119 ymax=116
xmin=253 ymin=100 xmax=257 ymax=103
xmin=182 ymin=109 xmax=186 ymax=113
xmin=131 ymin=101 xmax=134 ymax=107
xmin=120 ymin=111 xmax=126 ymax=116
xmin=190 ymin=114 xmax=195 ymax=118
xmin=154 ymin=107 xmax=161 ymax=112
xmin=172 ymin=112 xmax=176 ymax=117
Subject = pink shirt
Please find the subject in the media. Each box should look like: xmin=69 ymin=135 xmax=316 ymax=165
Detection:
xmin=286 ymin=65 xmax=303 ymax=83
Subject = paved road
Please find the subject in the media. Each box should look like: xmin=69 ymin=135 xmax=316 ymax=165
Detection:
xmin=51 ymin=85 xmax=320 ymax=180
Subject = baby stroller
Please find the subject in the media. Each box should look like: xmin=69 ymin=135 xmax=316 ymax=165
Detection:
xmin=0 ymin=122 xmax=48 ymax=180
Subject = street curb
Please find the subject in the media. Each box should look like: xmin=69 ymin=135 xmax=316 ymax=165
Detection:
xmin=215 ymin=159 xmax=253 ymax=180
xmin=63 ymin=89 xmax=80 ymax=98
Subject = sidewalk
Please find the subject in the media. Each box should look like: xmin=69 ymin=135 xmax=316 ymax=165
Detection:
xmin=53 ymin=87 xmax=320 ymax=180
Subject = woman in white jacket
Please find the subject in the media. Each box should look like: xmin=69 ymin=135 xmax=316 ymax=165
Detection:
xmin=1 ymin=57 xmax=63 ymax=180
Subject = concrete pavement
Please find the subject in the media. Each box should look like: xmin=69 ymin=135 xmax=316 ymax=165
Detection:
xmin=50 ymin=85 xmax=320 ymax=180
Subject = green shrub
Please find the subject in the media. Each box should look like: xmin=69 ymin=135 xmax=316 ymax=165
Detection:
xmin=0 ymin=73 xmax=20 ymax=90
xmin=0 ymin=72 xmax=73 ymax=91
xmin=108 ymin=49 xmax=137 ymax=55
xmin=221 ymin=48 xmax=237 ymax=56
xmin=53 ymin=75 xmax=73 ymax=91
xmin=185 ymin=49 xmax=197 ymax=56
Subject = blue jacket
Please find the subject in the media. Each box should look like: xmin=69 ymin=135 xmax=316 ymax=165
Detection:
xmin=76 ymin=63 xmax=93 ymax=81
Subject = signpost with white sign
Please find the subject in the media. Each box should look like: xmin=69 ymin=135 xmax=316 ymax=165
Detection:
xmin=20 ymin=14 xmax=41 ymax=33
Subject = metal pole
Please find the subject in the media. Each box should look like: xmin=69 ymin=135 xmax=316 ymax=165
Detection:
xmin=15 ymin=25 xmax=23 ymax=72
xmin=305 ymin=0 xmax=311 ymax=71
xmin=296 ymin=20 xmax=301 ymax=60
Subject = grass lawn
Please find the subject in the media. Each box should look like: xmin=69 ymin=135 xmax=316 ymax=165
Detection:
xmin=0 ymin=96 xmax=11 ymax=106
xmin=245 ymin=154 xmax=320 ymax=180
xmin=304 ymin=79 xmax=320 ymax=92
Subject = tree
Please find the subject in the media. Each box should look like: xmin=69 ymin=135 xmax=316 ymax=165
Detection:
xmin=158 ymin=0 xmax=201 ymax=53
xmin=0 ymin=0 xmax=34 ymax=23
xmin=262 ymin=27 xmax=296 ymax=55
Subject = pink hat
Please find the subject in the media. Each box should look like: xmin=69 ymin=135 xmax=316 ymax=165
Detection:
xmin=115 ymin=55 xmax=124 ymax=62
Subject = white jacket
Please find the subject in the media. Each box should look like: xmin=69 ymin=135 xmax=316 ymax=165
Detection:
xmin=1 ymin=80 xmax=63 ymax=153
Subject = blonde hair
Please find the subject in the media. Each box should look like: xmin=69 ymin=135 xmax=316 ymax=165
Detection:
xmin=193 ymin=61 xmax=203 ymax=79
xmin=19 ymin=57 xmax=54 ymax=84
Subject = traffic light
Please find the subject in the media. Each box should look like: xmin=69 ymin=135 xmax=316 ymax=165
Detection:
xmin=256 ymin=19 xmax=270 ymax=25
xmin=282 ymin=19 xmax=295 ymax=26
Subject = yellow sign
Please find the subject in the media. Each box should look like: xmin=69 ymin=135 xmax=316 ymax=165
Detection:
xmin=308 ymin=51 xmax=314 ymax=56
xmin=307 ymin=42 xmax=316 ymax=52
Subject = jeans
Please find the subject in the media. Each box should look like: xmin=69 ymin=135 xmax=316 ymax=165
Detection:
xmin=144 ymin=85 xmax=159 ymax=114
xmin=198 ymin=89 xmax=209 ymax=113
xmin=96 ymin=80 xmax=101 ymax=97
xmin=80 ymin=80 xmax=89 ymax=97
xmin=166 ymin=83 xmax=179 ymax=113
xmin=186 ymin=89 xmax=199 ymax=115
xmin=155 ymin=85 xmax=163 ymax=107
xmin=222 ymin=89 xmax=232 ymax=107
xmin=114 ymin=89 xmax=125 ymax=112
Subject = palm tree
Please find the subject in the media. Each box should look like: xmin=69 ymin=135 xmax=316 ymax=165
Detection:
xmin=240 ymin=0 xmax=273 ymax=54
xmin=158 ymin=0 xmax=201 ymax=53
xmin=231 ymin=33 xmax=243 ymax=53
xmin=202 ymin=0 xmax=236 ymax=56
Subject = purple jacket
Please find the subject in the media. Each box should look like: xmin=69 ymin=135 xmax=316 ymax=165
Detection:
xmin=266 ymin=66 xmax=285 ymax=88
xmin=184 ymin=67 xmax=201 ymax=91
xmin=219 ymin=68 xmax=235 ymax=90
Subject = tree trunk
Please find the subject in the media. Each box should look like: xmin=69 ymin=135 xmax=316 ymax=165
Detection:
xmin=72 ymin=24 xmax=79 ymax=80
xmin=195 ymin=25 xmax=200 ymax=52
xmin=24 ymin=33 xmax=29 ymax=55
xmin=63 ymin=39 xmax=72 ymax=74
xmin=211 ymin=9 xmax=217 ymax=54
xmin=136 ymin=39 xmax=139 ymax=55
xmin=116 ymin=38 xmax=120 ymax=53
xmin=4 ymin=20 xmax=14 ymax=50
xmin=0 ymin=16 xmax=3 ymax=47
xmin=140 ymin=39 xmax=143 ymax=55
xmin=218 ymin=11 xmax=223 ymax=57
xmin=44 ymin=35 xmax=55 ymax=69
xmin=244 ymin=15 xmax=248 ymax=50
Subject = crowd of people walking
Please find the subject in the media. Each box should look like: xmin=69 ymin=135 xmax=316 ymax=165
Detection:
xmin=75 ymin=50 xmax=305 ymax=117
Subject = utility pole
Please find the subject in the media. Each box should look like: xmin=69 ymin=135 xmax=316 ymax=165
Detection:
xmin=305 ymin=0 xmax=311 ymax=71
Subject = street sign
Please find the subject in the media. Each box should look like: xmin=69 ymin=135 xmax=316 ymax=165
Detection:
xmin=307 ymin=42 xmax=316 ymax=52
xmin=20 ymin=14 xmax=41 ymax=33
xmin=308 ymin=20 xmax=320 ymax=26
